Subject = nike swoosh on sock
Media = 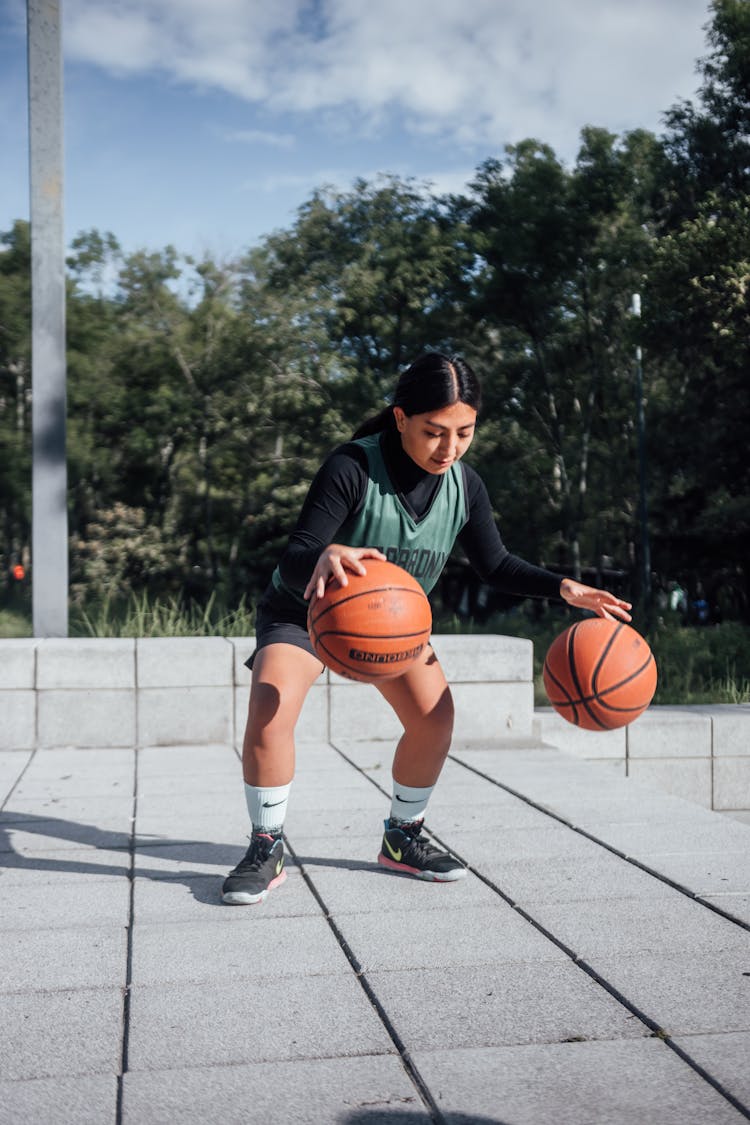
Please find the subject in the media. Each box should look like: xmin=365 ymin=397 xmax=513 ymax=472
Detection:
xmin=395 ymin=795 xmax=423 ymax=803
xmin=262 ymin=799 xmax=286 ymax=808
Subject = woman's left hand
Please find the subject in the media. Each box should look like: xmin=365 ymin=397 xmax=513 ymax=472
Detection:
xmin=560 ymin=578 xmax=632 ymax=622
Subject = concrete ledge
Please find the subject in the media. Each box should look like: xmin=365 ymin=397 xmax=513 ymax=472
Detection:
xmin=537 ymin=703 xmax=750 ymax=812
xmin=0 ymin=634 xmax=534 ymax=751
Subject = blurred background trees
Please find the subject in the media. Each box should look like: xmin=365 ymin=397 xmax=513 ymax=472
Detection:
xmin=1 ymin=0 xmax=748 ymax=627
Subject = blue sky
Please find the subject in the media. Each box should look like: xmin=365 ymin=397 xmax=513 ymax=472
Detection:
xmin=1 ymin=0 xmax=713 ymax=262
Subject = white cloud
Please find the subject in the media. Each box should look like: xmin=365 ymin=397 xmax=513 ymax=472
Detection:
xmin=63 ymin=0 xmax=712 ymax=158
xmin=222 ymin=128 xmax=295 ymax=149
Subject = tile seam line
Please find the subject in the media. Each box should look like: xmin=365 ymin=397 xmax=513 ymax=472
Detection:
xmin=282 ymin=831 xmax=446 ymax=1125
xmin=115 ymin=748 xmax=138 ymax=1125
xmin=0 ymin=748 xmax=38 ymax=814
xmin=328 ymin=739 xmax=750 ymax=1121
xmin=447 ymin=751 xmax=750 ymax=934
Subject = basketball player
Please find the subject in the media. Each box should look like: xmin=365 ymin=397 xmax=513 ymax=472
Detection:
xmin=222 ymin=353 xmax=631 ymax=904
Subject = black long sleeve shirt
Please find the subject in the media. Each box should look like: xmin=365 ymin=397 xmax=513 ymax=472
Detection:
xmin=277 ymin=430 xmax=562 ymax=602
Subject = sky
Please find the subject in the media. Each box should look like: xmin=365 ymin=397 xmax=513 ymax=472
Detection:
xmin=1 ymin=0 xmax=714 ymax=262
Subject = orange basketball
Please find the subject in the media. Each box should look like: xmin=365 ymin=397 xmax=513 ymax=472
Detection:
xmin=307 ymin=559 xmax=432 ymax=682
xmin=543 ymin=618 xmax=657 ymax=730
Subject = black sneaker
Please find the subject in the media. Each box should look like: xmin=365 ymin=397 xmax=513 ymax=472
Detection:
xmin=222 ymin=833 xmax=287 ymax=905
xmin=378 ymin=819 xmax=466 ymax=882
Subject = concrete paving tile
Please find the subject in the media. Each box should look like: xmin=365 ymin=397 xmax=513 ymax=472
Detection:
xmin=724 ymin=810 xmax=750 ymax=826
xmin=285 ymin=784 xmax=388 ymax=812
xmin=590 ymin=819 xmax=750 ymax=858
xmin=699 ymin=894 xmax=750 ymax=925
xmin=135 ymin=809 xmax=250 ymax=845
xmin=0 ymin=819 xmax=130 ymax=853
xmin=413 ymin=1037 xmax=749 ymax=1125
xmin=0 ymin=750 xmax=32 ymax=796
xmin=133 ymin=840 xmax=255 ymax=878
xmin=0 ymin=792 xmax=134 ymax=825
xmin=524 ymin=895 xmax=749 ymax=958
xmin=590 ymin=950 xmax=750 ymax=1035
xmin=426 ymin=801 xmax=557 ymax=832
xmin=633 ymin=850 xmax=750 ymax=894
xmin=367 ymin=961 xmax=648 ymax=1051
xmin=135 ymin=788 xmax=246 ymax=817
xmin=131 ymin=915 xmax=351 ymax=985
xmin=306 ymin=867 xmax=502 ymax=916
xmin=476 ymin=853 xmax=674 ymax=905
xmin=0 ymin=877 xmax=130 ymax=931
xmin=248 ymin=769 xmax=366 ymax=796
xmin=671 ymin=1031 xmax=750 ymax=1108
xmin=443 ymin=825 xmax=605 ymax=864
xmin=0 ymin=846 xmax=130 ymax=883
xmin=11 ymin=748 xmax=135 ymax=799
xmin=121 ymin=1054 xmax=428 ymax=1125
xmin=560 ymin=799 xmax=731 ymax=828
xmin=0 ymin=1074 xmax=118 ymax=1125
xmin=127 ymin=975 xmax=394 ymax=1070
xmin=136 ymin=744 xmax=239 ymax=776
xmin=288 ymin=832 xmax=383 ymax=871
xmin=133 ymin=871 xmax=321 ymax=921
xmin=336 ymin=904 xmax=567 ymax=972
xmin=285 ymin=808 xmax=386 ymax=837
xmin=0 ymin=925 xmax=127 ymax=992
xmin=0 ymin=987 xmax=122 ymax=1079
xmin=136 ymin=770 xmax=242 ymax=797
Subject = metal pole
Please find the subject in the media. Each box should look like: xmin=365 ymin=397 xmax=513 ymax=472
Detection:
xmin=28 ymin=0 xmax=68 ymax=636
xmin=631 ymin=294 xmax=651 ymax=614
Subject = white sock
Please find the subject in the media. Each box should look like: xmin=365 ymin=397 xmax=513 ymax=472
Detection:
xmin=390 ymin=780 xmax=434 ymax=825
xmin=244 ymin=782 xmax=292 ymax=835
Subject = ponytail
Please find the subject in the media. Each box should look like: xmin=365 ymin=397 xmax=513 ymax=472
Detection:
xmin=351 ymin=406 xmax=397 ymax=440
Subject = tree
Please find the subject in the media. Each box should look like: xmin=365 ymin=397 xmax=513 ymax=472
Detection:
xmin=461 ymin=132 xmax=657 ymax=590
xmin=0 ymin=221 xmax=32 ymax=594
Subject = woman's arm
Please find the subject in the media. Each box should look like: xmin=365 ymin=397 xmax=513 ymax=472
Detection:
xmin=458 ymin=467 xmax=631 ymax=620
xmin=275 ymin=445 xmax=371 ymax=592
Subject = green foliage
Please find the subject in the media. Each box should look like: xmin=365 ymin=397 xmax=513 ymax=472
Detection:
xmin=648 ymin=621 xmax=750 ymax=704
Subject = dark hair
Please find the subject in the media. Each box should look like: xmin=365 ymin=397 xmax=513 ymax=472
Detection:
xmin=352 ymin=352 xmax=482 ymax=439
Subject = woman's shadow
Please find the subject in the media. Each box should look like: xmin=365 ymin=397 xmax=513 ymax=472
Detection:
xmin=0 ymin=812 xmax=384 ymax=905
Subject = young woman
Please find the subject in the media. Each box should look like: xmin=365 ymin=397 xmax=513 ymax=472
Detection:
xmin=222 ymin=353 xmax=631 ymax=904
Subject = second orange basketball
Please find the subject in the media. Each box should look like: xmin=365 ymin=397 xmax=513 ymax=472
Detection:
xmin=307 ymin=559 xmax=432 ymax=682
xmin=543 ymin=618 xmax=657 ymax=730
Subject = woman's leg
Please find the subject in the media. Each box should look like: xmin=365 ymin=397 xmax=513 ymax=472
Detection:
xmin=243 ymin=643 xmax=324 ymax=786
xmin=374 ymin=646 xmax=465 ymax=881
xmin=374 ymin=645 xmax=454 ymax=787
xmin=223 ymin=643 xmax=323 ymax=905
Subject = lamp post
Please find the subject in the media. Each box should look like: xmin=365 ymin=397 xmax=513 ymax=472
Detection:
xmin=28 ymin=0 xmax=68 ymax=636
xmin=631 ymin=293 xmax=651 ymax=616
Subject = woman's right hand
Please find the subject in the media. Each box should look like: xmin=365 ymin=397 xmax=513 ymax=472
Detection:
xmin=304 ymin=544 xmax=387 ymax=602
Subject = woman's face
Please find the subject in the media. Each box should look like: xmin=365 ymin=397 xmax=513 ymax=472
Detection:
xmin=394 ymin=401 xmax=477 ymax=474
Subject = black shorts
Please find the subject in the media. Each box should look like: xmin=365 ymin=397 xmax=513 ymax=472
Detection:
xmin=245 ymin=583 xmax=319 ymax=670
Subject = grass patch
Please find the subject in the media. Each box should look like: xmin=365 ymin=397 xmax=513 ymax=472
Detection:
xmin=0 ymin=609 xmax=32 ymax=637
xmin=70 ymin=591 xmax=257 ymax=638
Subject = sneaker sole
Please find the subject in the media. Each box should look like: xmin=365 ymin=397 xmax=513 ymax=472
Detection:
xmin=377 ymin=853 xmax=467 ymax=882
xmin=222 ymin=868 xmax=287 ymax=905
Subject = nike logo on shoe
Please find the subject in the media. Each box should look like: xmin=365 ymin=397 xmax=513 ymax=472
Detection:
xmin=383 ymin=837 xmax=402 ymax=863
xmin=275 ymin=859 xmax=284 ymax=876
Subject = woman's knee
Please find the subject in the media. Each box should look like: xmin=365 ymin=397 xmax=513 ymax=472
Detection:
xmin=410 ymin=685 xmax=454 ymax=743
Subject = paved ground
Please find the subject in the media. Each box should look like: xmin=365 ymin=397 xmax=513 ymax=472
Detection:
xmin=1 ymin=735 xmax=749 ymax=1125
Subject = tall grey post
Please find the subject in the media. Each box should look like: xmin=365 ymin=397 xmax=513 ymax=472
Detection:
xmin=28 ymin=0 xmax=68 ymax=636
